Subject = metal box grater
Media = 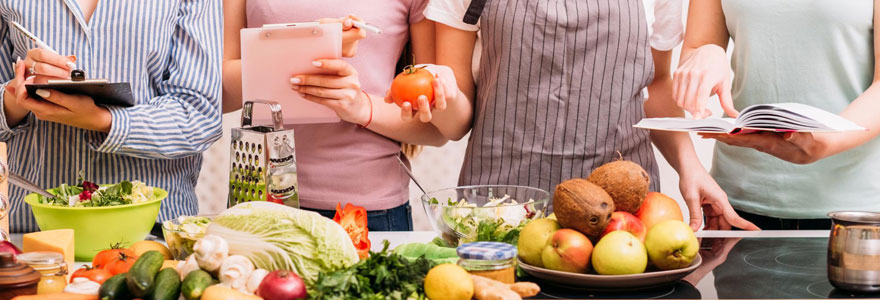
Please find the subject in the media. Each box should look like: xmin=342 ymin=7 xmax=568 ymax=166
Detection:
xmin=229 ymin=101 xmax=299 ymax=208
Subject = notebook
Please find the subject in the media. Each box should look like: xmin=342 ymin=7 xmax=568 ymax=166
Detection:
xmin=634 ymin=103 xmax=865 ymax=134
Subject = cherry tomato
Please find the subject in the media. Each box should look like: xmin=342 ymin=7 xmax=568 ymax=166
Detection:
xmin=390 ymin=65 xmax=434 ymax=109
xmin=92 ymin=243 xmax=136 ymax=269
xmin=104 ymin=252 xmax=138 ymax=275
xmin=71 ymin=266 xmax=113 ymax=284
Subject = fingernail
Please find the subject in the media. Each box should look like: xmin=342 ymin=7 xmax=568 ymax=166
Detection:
xmin=68 ymin=55 xmax=77 ymax=62
xmin=290 ymin=77 xmax=301 ymax=84
xmin=65 ymin=62 xmax=76 ymax=70
xmin=25 ymin=75 xmax=35 ymax=81
xmin=15 ymin=56 xmax=21 ymax=63
xmin=35 ymin=89 xmax=50 ymax=98
xmin=312 ymin=61 xmax=322 ymax=67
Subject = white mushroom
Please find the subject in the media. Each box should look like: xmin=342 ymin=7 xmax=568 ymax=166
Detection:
xmin=246 ymin=269 xmax=269 ymax=294
xmin=178 ymin=254 xmax=201 ymax=280
xmin=193 ymin=234 xmax=229 ymax=272
xmin=219 ymin=255 xmax=255 ymax=292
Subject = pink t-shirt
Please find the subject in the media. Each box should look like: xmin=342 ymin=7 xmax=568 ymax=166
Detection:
xmin=246 ymin=0 xmax=429 ymax=210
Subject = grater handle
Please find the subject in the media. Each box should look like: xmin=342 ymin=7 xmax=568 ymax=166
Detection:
xmin=242 ymin=100 xmax=285 ymax=131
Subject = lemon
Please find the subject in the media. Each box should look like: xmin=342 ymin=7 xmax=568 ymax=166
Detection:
xmin=130 ymin=240 xmax=173 ymax=260
xmin=424 ymin=264 xmax=474 ymax=300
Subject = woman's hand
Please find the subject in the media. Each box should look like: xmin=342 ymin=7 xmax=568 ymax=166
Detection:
xmin=385 ymin=64 xmax=459 ymax=123
xmin=318 ymin=15 xmax=366 ymax=58
xmin=678 ymin=165 xmax=759 ymax=231
xmin=291 ymin=59 xmax=371 ymax=125
xmin=701 ymin=131 xmax=831 ymax=164
xmin=673 ymin=44 xmax=737 ymax=119
xmin=10 ymin=60 xmax=111 ymax=132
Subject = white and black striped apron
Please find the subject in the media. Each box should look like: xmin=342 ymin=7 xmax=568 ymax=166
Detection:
xmin=459 ymin=0 xmax=661 ymax=199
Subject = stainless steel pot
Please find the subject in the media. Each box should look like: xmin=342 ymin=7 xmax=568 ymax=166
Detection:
xmin=828 ymin=211 xmax=880 ymax=292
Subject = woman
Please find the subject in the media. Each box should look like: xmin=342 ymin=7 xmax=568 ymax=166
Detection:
xmin=673 ymin=0 xmax=880 ymax=229
xmin=418 ymin=0 xmax=757 ymax=230
xmin=223 ymin=0 xmax=446 ymax=231
xmin=0 ymin=0 xmax=222 ymax=232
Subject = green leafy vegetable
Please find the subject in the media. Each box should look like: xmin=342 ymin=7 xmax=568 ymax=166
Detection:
xmin=311 ymin=240 xmax=433 ymax=300
xmin=206 ymin=201 xmax=359 ymax=283
xmin=393 ymin=243 xmax=459 ymax=265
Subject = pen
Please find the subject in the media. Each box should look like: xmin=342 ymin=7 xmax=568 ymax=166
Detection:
xmin=8 ymin=21 xmax=77 ymax=70
xmin=351 ymin=20 xmax=382 ymax=35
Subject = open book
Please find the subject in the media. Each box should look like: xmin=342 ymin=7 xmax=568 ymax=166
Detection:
xmin=634 ymin=103 xmax=865 ymax=134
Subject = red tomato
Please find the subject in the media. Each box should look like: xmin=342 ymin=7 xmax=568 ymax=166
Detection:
xmin=92 ymin=243 xmax=136 ymax=269
xmin=390 ymin=66 xmax=434 ymax=109
xmin=333 ymin=203 xmax=371 ymax=259
xmin=103 ymin=252 xmax=138 ymax=275
xmin=71 ymin=266 xmax=113 ymax=284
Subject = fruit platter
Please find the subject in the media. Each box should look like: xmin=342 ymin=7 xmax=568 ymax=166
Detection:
xmin=515 ymin=159 xmax=702 ymax=290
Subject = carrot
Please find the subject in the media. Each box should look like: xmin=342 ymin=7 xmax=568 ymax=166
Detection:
xmin=12 ymin=293 xmax=98 ymax=300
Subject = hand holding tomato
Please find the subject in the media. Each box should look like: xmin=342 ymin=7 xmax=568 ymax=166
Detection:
xmin=386 ymin=64 xmax=458 ymax=123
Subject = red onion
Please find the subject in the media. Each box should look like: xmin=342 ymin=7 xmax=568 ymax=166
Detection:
xmin=0 ymin=240 xmax=21 ymax=255
xmin=256 ymin=270 xmax=307 ymax=300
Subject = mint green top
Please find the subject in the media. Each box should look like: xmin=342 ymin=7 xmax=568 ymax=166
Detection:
xmin=714 ymin=0 xmax=880 ymax=218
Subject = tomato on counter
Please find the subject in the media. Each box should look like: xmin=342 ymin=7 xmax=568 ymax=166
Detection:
xmin=91 ymin=244 xmax=136 ymax=269
xmin=70 ymin=266 xmax=112 ymax=284
xmin=333 ymin=203 xmax=370 ymax=259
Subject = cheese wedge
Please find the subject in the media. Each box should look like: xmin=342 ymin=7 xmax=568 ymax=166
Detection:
xmin=23 ymin=229 xmax=75 ymax=271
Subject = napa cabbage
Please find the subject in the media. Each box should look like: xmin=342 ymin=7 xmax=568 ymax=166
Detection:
xmin=206 ymin=202 xmax=359 ymax=283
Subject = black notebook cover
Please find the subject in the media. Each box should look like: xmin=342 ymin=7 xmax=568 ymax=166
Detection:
xmin=25 ymin=82 xmax=135 ymax=107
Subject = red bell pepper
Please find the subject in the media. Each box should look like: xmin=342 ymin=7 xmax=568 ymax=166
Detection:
xmin=333 ymin=203 xmax=371 ymax=259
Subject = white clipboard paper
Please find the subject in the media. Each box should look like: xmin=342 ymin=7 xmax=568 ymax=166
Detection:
xmin=241 ymin=22 xmax=342 ymax=125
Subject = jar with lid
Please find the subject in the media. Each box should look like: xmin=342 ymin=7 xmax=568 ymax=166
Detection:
xmin=16 ymin=251 xmax=68 ymax=294
xmin=0 ymin=252 xmax=41 ymax=298
xmin=456 ymin=242 xmax=517 ymax=284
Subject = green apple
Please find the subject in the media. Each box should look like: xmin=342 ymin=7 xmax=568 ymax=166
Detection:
xmin=541 ymin=229 xmax=593 ymax=273
xmin=644 ymin=220 xmax=699 ymax=270
xmin=518 ymin=218 xmax=561 ymax=267
xmin=591 ymin=231 xmax=647 ymax=275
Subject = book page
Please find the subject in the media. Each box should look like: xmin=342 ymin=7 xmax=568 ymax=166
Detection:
xmin=633 ymin=118 xmax=736 ymax=133
xmin=736 ymin=103 xmax=864 ymax=132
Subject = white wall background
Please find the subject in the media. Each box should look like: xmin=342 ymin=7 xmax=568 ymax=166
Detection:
xmin=196 ymin=1 xmax=727 ymax=231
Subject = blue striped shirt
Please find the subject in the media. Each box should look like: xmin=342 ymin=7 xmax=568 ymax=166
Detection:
xmin=0 ymin=0 xmax=223 ymax=232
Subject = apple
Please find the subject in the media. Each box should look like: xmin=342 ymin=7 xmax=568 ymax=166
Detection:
xmin=591 ymin=231 xmax=647 ymax=275
xmin=600 ymin=211 xmax=646 ymax=243
xmin=541 ymin=229 xmax=593 ymax=273
xmin=645 ymin=220 xmax=699 ymax=270
xmin=517 ymin=218 xmax=561 ymax=267
xmin=636 ymin=192 xmax=684 ymax=230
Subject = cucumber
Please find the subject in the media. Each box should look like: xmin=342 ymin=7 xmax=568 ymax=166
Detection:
xmin=181 ymin=270 xmax=213 ymax=300
xmin=126 ymin=250 xmax=165 ymax=297
xmin=147 ymin=268 xmax=181 ymax=300
xmin=99 ymin=273 xmax=130 ymax=300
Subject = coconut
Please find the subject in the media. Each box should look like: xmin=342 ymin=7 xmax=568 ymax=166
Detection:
xmin=587 ymin=159 xmax=650 ymax=214
xmin=553 ymin=179 xmax=615 ymax=241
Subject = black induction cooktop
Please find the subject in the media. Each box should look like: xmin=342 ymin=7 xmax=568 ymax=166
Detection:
xmin=525 ymin=238 xmax=880 ymax=299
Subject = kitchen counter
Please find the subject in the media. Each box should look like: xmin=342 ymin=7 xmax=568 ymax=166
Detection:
xmin=11 ymin=230 xmax=874 ymax=299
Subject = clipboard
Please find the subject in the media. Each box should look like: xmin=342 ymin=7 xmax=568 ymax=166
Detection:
xmin=241 ymin=22 xmax=342 ymax=124
xmin=25 ymin=70 xmax=135 ymax=107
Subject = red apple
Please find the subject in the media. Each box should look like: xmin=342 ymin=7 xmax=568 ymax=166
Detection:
xmin=601 ymin=211 xmax=646 ymax=243
xmin=636 ymin=192 xmax=684 ymax=231
xmin=541 ymin=229 xmax=593 ymax=273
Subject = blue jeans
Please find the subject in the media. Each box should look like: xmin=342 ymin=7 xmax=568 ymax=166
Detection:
xmin=305 ymin=203 xmax=414 ymax=232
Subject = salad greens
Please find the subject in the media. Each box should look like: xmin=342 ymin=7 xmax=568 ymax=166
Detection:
xmin=38 ymin=175 xmax=156 ymax=207
xmin=311 ymin=240 xmax=433 ymax=300
xmin=432 ymin=195 xmax=538 ymax=245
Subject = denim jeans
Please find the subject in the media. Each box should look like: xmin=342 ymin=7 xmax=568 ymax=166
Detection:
xmin=305 ymin=202 xmax=414 ymax=232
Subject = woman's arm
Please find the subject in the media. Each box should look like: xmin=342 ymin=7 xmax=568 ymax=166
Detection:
xmin=424 ymin=24 xmax=476 ymax=141
xmin=221 ymin=0 xmax=245 ymax=114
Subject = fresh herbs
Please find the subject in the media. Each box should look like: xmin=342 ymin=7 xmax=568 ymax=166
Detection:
xmin=37 ymin=173 xmax=155 ymax=207
xmin=475 ymin=218 xmax=527 ymax=245
xmin=310 ymin=240 xmax=434 ymax=300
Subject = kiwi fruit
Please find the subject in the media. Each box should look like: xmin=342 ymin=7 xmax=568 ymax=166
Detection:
xmin=553 ymin=179 xmax=615 ymax=241
xmin=587 ymin=159 xmax=650 ymax=214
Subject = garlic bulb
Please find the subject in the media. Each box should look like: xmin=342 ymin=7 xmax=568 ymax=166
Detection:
xmin=193 ymin=234 xmax=229 ymax=272
xmin=246 ymin=269 xmax=269 ymax=294
xmin=179 ymin=254 xmax=201 ymax=280
xmin=219 ymin=255 xmax=255 ymax=292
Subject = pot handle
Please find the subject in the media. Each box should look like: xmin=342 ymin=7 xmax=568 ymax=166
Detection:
xmin=241 ymin=100 xmax=284 ymax=131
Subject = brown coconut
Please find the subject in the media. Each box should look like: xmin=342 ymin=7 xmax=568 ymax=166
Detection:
xmin=587 ymin=159 xmax=650 ymax=214
xmin=553 ymin=179 xmax=615 ymax=241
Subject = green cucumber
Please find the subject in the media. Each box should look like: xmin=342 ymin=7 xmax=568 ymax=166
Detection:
xmin=147 ymin=268 xmax=181 ymax=300
xmin=99 ymin=273 xmax=130 ymax=300
xmin=181 ymin=269 xmax=214 ymax=300
xmin=125 ymin=250 xmax=165 ymax=297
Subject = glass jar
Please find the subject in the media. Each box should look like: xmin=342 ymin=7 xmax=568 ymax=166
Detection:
xmin=16 ymin=252 xmax=68 ymax=294
xmin=456 ymin=242 xmax=517 ymax=284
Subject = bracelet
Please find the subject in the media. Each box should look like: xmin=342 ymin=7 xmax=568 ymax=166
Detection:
xmin=360 ymin=90 xmax=373 ymax=128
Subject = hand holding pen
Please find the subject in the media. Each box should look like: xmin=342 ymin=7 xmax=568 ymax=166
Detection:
xmin=317 ymin=15 xmax=373 ymax=58
xmin=7 ymin=21 xmax=78 ymax=84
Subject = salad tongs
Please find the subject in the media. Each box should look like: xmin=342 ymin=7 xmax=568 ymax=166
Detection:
xmin=8 ymin=172 xmax=54 ymax=199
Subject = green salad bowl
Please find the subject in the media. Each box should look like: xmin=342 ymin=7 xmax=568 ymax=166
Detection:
xmin=24 ymin=188 xmax=167 ymax=261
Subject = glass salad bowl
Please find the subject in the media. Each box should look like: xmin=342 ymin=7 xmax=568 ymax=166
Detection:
xmin=162 ymin=215 xmax=213 ymax=260
xmin=421 ymin=185 xmax=550 ymax=247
